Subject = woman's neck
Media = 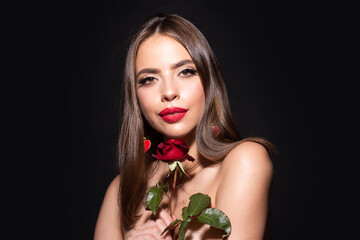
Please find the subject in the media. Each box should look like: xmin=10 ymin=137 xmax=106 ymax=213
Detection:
xmin=183 ymin=138 xmax=205 ymax=176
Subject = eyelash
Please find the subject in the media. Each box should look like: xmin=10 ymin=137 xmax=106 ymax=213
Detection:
xmin=137 ymin=68 xmax=198 ymax=86
xmin=179 ymin=68 xmax=198 ymax=77
xmin=138 ymin=76 xmax=156 ymax=86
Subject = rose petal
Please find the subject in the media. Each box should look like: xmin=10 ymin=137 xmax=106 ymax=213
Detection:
xmin=152 ymin=139 xmax=194 ymax=163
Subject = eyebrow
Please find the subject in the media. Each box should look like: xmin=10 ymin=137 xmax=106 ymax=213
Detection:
xmin=136 ymin=59 xmax=194 ymax=79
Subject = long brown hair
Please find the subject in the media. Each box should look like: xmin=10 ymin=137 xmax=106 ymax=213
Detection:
xmin=118 ymin=13 xmax=275 ymax=230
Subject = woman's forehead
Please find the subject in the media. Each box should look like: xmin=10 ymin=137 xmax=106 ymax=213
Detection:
xmin=135 ymin=34 xmax=193 ymax=72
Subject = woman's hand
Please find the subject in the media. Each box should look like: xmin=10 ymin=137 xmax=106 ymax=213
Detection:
xmin=124 ymin=209 xmax=175 ymax=240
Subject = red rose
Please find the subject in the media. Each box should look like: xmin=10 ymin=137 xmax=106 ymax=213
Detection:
xmin=152 ymin=139 xmax=195 ymax=162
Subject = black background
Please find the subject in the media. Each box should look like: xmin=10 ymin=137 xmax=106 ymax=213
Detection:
xmin=6 ymin=0 xmax=357 ymax=239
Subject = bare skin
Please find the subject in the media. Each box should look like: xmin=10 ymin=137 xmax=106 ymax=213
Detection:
xmin=94 ymin=141 xmax=273 ymax=240
xmin=94 ymin=35 xmax=273 ymax=239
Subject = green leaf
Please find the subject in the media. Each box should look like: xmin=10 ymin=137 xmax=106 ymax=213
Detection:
xmin=176 ymin=161 xmax=189 ymax=177
xmin=169 ymin=161 xmax=177 ymax=172
xmin=160 ymin=219 xmax=181 ymax=236
xmin=181 ymin=206 xmax=189 ymax=220
xmin=178 ymin=218 xmax=191 ymax=240
xmin=198 ymin=208 xmax=231 ymax=239
xmin=187 ymin=193 xmax=211 ymax=217
xmin=145 ymin=186 xmax=163 ymax=215
xmin=158 ymin=181 xmax=169 ymax=193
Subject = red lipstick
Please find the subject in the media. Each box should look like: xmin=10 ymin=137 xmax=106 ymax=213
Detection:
xmin=159 ymin=107 xmax=188 ymax=123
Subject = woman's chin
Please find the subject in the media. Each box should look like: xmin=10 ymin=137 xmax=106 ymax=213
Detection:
xmin=160 ymin=128 xmax=196 ymax=141
xmin=162 ymin=132 xmax=188 ymax=140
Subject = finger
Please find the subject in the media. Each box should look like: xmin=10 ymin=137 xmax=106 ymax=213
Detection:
xmin=156 ymin=217 xmax=174 ymax=240
xmin=131 ymin=230 xmax=159 ymax=239
xmin=140 ymin=211 xmax=154 ymax=224
xmin=133 ymin=220 xmax=156 ymax=232
xmin=162 ymin=228 xmax=173 ymax=240
xmin=127 ymin=232 xmax=157 ymax=240
xmin=155 ymin=219 xmax=171 ymax=239
xmin=131 ymin=223 xmax=163 ymax=239
xmin=164 ymin=235 xmax=172 ymax=240
xmin=158 ymin=209 xmax=174 ymax=226
xmin=137 ymin=234 xmax=156 ymax=240
xmin=154 ymin=218 xmax=171 ymax=239
xmin=155 ymin=218 xmax=167 ymax=232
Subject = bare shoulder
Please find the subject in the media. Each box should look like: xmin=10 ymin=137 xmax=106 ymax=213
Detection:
xmin=220 ymin=141 xmax=273 ymax=176
xmin=216 ymin=141 xmax=273 ymax=202
xmin=101 ymin=175 xmax=121 ymax=207
xmin=214 ymin=141 xmax=273 ymax=239
xmin=94 ymin=175 xmax=122 ymax=240
xmin=107 ymin=175 xmax=121 ymax=193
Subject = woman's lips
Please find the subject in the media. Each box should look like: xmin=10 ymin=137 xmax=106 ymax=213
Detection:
xmin=159 ymin=107 xmax=188 ymax=123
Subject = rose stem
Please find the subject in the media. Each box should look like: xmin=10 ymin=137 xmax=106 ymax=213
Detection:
xmin=169 ymin=166 xmax=178 ymax=217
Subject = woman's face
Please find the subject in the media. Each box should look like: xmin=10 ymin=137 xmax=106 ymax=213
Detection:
xmin=135 ymin=34 xmax=205 ymax=139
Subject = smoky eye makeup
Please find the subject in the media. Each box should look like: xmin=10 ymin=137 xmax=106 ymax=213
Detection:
xmin=137 ymin=76 xmax=157 ymax=86
xmin=179 ymin=67 xmax=198 ymax=77
xmin=136 ymin=65 xmax=198 ymax=86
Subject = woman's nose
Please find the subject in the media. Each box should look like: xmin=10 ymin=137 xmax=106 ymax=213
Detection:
xmin=161 ymin=79 xmax=179 ymax=102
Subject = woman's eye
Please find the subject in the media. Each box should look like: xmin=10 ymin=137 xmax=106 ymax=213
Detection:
xmin=138 ymin=76 xmax=156 ymax=86
xmin=179 ymin=68 xmax=198 ymax=77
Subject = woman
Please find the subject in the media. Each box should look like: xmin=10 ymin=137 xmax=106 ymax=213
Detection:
xmin=94 ymin=13 xmax=275 ymax=240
